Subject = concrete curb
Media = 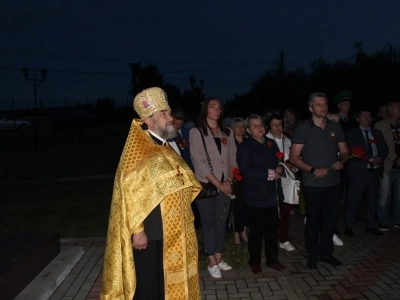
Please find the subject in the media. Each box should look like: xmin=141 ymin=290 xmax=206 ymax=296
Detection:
xmin=14 ymin=246 xmax=85 ymax=300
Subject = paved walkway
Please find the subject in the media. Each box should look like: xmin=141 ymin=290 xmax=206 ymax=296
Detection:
xmin=48 ymin=212 xmax=400 ymax=300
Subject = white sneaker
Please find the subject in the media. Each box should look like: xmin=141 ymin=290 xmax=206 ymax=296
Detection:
xmin=279 ymin=241 xmax=296 ymax=251
xmin=207 ymin=265 xmax=221 ymax=278
xmin=217 ymin=260 xmax=232 ymax=271
xmin=333 ymin=234 xmax=344 ymax=246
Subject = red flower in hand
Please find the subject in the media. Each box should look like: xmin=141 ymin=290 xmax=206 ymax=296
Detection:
xmin=275 ymin=152 xmax=285 ymax=159
xmin=232 ymin=167 xmax=242 ymax=182
xmin=349 ymin=146 xmax=368 ymax=161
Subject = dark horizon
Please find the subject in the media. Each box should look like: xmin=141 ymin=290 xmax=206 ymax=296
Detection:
xmin=1 ymin=0 xmax=400 ymax=109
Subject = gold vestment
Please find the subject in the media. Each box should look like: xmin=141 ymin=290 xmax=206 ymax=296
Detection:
xmin=101 ymin=119 xmax=202 ymax=300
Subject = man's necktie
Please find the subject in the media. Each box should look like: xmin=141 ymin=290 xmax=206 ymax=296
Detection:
xmin=175 ymin=131 xmax=183 ymax=154
xmin=363 ymin=129 xmax=373 ymax=158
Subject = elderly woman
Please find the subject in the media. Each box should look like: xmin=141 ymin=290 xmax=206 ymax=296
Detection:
xmin=189 ymin=97 xmax=237 ymax=278
xmin=266 ymin=114 xmax=298 ymax=252
xmin=237 ymin=114 xmax=285 ymax=274
xmin=230 ymin=117 xmax=249 ymax=245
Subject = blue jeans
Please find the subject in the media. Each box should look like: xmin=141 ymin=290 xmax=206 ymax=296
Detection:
xmin=378 ymin=169 xmax=400 ymax=224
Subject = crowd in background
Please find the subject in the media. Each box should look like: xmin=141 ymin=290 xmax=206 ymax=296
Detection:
xmin=102 ymin=87 xmax=400 ymax=299
xmin=174 ymin=91 xmax=400 ymax=276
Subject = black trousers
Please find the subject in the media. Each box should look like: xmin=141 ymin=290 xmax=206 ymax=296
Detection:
xmin=346 ymin=170 xmax=379 ymax=228
xmin=303 ymin=184 xmax=341 ymax=259
xmin=233 ymin=204 xmax=249 ymax=233
xmin=132 ymin=240 xmax=164 ymax=300
xmin=247 ymin=205 xmax=279 ymax=266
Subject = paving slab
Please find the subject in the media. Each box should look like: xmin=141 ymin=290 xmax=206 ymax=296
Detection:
xmin=21 ymin=210 xmax=400 ymax=300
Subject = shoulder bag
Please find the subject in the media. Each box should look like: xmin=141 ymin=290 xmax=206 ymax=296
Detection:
xmin=196 ymin=128 xmax=220 ymax=199
xmin=279 ymin=162 xmax=300 ymax=205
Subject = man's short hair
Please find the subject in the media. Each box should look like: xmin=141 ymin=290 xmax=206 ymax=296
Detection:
xmin=354 ymin=108 xmax=371 ymax=119
xmin=172 ymin=108 xmax=185 ymax=120
xmin=308 ymin=92 xmax=328 ymax=107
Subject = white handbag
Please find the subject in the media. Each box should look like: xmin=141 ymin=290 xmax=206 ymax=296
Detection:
xmin=279 ymin=162 xmax=300 ymax=205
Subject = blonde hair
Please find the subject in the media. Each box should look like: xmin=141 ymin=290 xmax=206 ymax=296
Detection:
xmin=231 ymin=117 xmax=245 ymax=128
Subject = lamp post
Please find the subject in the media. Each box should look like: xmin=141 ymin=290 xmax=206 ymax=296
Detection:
xmin=21 ymin=67 xmax=48 ymax=153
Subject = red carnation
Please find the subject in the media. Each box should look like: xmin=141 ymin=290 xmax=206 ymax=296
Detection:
xmin=232 ymin=167 xmax=242 ymax=182
xmin=349 ymin=146 xmax=368 ymax=161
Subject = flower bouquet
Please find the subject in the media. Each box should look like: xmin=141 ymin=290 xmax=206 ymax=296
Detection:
xmin=219 ymin=167 xmax=243 ymax=227
xmin=229 ymin=167 xmax=243 ymax=199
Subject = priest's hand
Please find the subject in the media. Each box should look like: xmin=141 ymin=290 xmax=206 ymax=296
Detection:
xmin=132 ymin=232 xmax=148 ymax=250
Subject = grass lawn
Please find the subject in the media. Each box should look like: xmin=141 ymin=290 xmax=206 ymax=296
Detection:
xmin=1 ymin=178 xmax=113 ymax=237
xmin=0 ymin=124 xmax=250 ymax=268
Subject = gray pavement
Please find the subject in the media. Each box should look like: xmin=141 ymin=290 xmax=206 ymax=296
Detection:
xmin=16 ymin=212 xmax=400 ymax=300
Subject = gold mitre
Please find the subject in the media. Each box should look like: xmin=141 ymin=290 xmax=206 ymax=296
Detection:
xmin=133 ymin=87 xmax=170 ymax=120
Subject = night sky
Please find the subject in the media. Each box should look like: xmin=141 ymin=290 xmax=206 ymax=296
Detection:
xmin=1 ymin=0 xmax=399 ymax=110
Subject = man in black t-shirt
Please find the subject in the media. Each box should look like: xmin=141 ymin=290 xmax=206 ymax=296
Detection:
xmin=290 ymin=92 xmax=349 ymax=270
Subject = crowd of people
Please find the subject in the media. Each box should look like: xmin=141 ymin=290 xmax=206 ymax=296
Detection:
xmin=101 ymin=86 xmax=400 ymax=299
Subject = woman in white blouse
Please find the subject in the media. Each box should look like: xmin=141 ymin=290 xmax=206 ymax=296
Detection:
xmin=266 ymin=114 xmax=298 ymax=252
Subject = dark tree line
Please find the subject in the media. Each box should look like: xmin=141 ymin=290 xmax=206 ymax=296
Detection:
xmin=128 ymin=43 xmax=400 ymax=121
xmin=226 ymin=43 xmax=400 ymax=119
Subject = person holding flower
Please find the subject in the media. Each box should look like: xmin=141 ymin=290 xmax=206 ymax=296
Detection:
xmin=230 ymin=117 xmax=249 ymax=245
xmin=290 ymin=92 xmax=348 ymax=270
xmin=266 ymin=114 xmax=298 ymax=252
xmin=345 ymin=108 xmax=388 ymax=236
xmin=237 ymin=114 xmax=285 ymax=274
xmin=189 ymin=97 xmax=237 ymax=279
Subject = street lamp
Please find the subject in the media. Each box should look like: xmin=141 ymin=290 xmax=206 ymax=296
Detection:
xmin=21 ymin=67 xmax=48 ymax=153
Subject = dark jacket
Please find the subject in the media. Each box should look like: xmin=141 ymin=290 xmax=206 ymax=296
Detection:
xmin=237 ymin=135 xmax=284 ymax=208
xmin=339 ymin=115 xmax=357 ymax=134
xmin=346 ymin=126 xmax=388 ymax=175
xmin=179 ymin=127 xmax=193 ymax=170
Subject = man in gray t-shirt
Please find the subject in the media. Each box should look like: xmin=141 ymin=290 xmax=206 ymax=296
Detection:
xmin=290 ymin=92 xmax=348 ymax=270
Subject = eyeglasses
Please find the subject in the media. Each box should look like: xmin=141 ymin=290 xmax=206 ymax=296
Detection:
xmin=249 ymin=124 xmax=264 ymax=129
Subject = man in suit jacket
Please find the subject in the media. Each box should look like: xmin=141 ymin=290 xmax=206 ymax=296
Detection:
xmin=374 ymin=101 xmax=400 ymax=231
xmin=333 ymin=91 xmax=358 ymax=221
xmin=345 ymin=109 xmax=388 ymax=237
xmin=171 ymin=108 xmax=193 ymax=170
